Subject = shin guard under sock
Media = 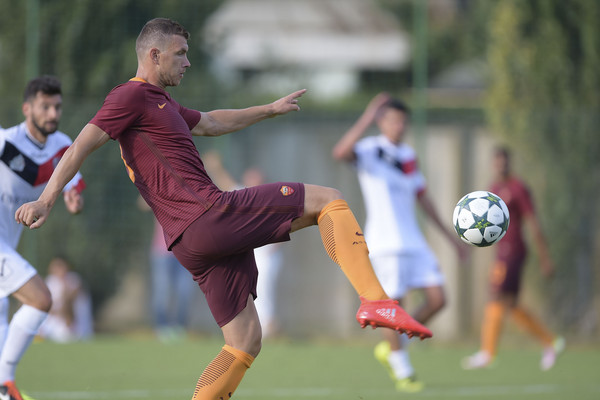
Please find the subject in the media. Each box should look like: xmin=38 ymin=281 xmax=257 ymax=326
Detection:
xmin=191 ymin=345 xmax=254 ymax=400
xmin=318 ymin=199 xmax=387 ymax=301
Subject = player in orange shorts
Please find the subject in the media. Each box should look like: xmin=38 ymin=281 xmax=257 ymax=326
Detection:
xmin=462 ymin=146 xmax=564 ymax=371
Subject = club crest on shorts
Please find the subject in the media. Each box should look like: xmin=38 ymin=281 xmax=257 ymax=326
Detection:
xmin=280 ymin=185 xmax=295 ymax=196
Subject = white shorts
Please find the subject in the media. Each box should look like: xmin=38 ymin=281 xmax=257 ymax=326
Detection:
xmin=0 ymin=240 xmax=37 ymax=297
xmin=371 ymin=249 xmax=444 ymax=299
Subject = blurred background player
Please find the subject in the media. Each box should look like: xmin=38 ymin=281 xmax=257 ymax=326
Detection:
xmin=138 ymin=197 xmax=195 ymax=343
xmin=0 ymin=76 xmax=85 ymax=400
xmin=462 ymin=146 xmax=564 ymax=371
xmin=202 ymin=151 xmax=284 ymax=338
xmin=39 ymin=256 xmax=93 ymax=342
xmin=333 ymin=93 xmax=468 ymax=392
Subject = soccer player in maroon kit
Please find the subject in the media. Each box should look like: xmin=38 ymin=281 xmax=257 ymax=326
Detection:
xmin=462 ymin=146 xmax=564 ymax=371
xmin=16 ymin=18 xmax=431 ymax=400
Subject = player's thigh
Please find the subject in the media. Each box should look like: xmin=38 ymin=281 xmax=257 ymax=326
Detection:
xmin=221 ymin=294 xmax=262 ymax=357
xmin=420 ymin=284 xmax=446 ymax=309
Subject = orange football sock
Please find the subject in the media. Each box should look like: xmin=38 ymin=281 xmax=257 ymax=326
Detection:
xmin=191 ymin=345 xmax=254 ymax=400
xmin=481 ymin=302 xmax=505 ymax=357
xmin=511 ymin=306 xmax=554 ymax=346
xmin=318 ymin=199 xmax=388 ymax=301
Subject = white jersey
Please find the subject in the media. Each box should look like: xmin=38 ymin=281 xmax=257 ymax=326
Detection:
xmin=0 ymin=122 xmax=84 ymax=249
xmin=354 ymin=135 xmax=429 ymax=254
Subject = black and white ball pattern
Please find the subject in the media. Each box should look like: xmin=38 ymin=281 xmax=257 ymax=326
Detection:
xmin=452 ymin=191 xmax=510 ymax=247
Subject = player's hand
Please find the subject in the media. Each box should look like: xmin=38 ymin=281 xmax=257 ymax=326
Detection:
xmin=15 ymin=200 xmax=51 ymax=229
xmin=357 ymin=92 xmax=391 ymax=125
xmin=367 ymin=92 xmax=391 ymax=113
xmin=64 ymin=188 xmax=84 ymax=214
xmin=270 ymin=89 xmax=307 ymax=115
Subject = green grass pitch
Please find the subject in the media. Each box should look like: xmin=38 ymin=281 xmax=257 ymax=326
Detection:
xmin=19 ymin=335 xmax=600 ymax=400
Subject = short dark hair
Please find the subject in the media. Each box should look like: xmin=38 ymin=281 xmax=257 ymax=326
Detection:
xmin=136 ymin=18 xmax=190 ymax=55
xmin=23 ymin=75 xmax=62 ymax=102
xmin=385 ymin=98 xmax=411 ymax=116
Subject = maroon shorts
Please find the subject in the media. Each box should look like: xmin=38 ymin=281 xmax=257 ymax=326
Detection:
xmin=171 ymin=182 xmax=304 ymax=327
xmin=489 ymin=249 xmax=527 ymax=296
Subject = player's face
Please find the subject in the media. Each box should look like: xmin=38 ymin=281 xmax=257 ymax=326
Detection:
xmin=23 ymin=92 xmax=62 ymax=140
xmin=157 ymin=34 xmax=191 ymax=88
xmin=377 ymin=107 xmax=408 ymax=144
xmin=493 ymin=152 xmax=510 ymax=179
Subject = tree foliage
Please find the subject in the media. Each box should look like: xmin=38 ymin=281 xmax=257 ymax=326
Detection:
xmin=0 ymin=1 xmax=222 ymax=122
xmin=486 ymin=0 xmax=600 ymax=333
xmin=0 ymin=0 xmax=221 ymax=312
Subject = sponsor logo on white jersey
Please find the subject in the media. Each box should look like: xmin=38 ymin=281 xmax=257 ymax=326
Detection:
xmin=9 ymin=155 xmax=25 ymax=172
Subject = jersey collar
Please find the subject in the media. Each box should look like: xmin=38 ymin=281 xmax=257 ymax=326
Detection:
xmin=21 ymin=122 xmax=46 ymax=149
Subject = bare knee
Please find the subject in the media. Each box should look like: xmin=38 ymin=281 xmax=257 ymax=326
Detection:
xmin=418 ymin=298 xmax=445 ymax=323
xmin=321 ymin=186 xmax=343 ymax=205
xmin=243 ymin=322 xmax=263 ymax=357
xmin=414 ymin=287 xmax=446 ymax=323
xmin=250 ymin=334 xmax=262 ymax=357
xmin=13 ymin=275 xmax=52 ymax=312
xmin=293 ymin=185 xmax=343 ymax=230
xmin=221 ymin=300 xmax=263 ymax=358
xmin=229 ymin=326 xmax=262 ymax=358
xmin=306 ymin=184 xmax=342 ymax=207
xmin=30 ymin=290 xmax=52 ymax=313
xmin=429 ymin=287 xmax=447 ymax=313
xmin=489 ymin=292 xmax=516 ymax=308
xmin=429 ymin=295 xmax=446 ymax=314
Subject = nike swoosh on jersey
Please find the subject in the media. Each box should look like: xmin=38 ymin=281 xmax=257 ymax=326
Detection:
xmin=158 ymin=103 xmax=166 ymax=109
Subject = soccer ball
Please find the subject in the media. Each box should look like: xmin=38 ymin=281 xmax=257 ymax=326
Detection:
xmin=452 ymin=191 xmax=510 ymax=247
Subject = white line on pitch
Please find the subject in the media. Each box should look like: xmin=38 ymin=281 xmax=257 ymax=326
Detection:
xmin=25 ymin=384 xmax=600 ymax=399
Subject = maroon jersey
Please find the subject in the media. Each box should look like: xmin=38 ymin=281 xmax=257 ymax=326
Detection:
xmin=89 ymin=78 xmax=220 ymax=248
xmin=490 ymin=177 xmax=534 ymax=260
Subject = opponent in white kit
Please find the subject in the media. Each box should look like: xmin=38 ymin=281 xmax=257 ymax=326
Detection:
xmin=333 ymin=93 xmax=467 ymax=392
xmin=0 ymin=76 xmax=84 ymax=400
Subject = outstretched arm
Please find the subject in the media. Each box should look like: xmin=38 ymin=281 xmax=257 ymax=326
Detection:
xmin=418 ymin=191 xmax=470 ymax=262
xmin=332 ymin=92 xmax=390 ymax=162
xmin=192 ymin=89 xmax=307 ymax=137
xmin=15 ymin=123 xmax=109 ymax=228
